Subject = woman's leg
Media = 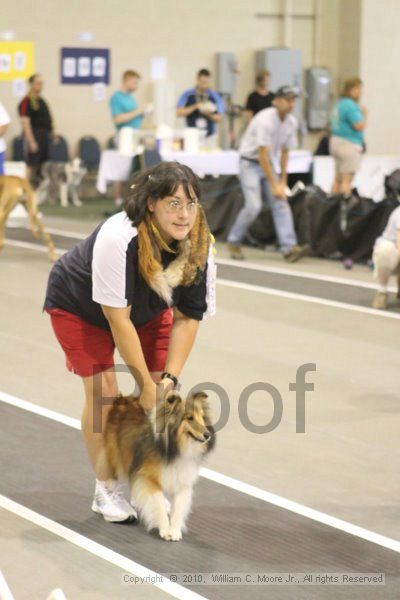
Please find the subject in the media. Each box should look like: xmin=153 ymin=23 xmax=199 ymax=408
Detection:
xmin=340 ymin=173 xmax=354 ymax=197
xmin=81 ymin=367 xmax=118 ymax=480
xmin=331 ymin=174 xmax=342 ymax=195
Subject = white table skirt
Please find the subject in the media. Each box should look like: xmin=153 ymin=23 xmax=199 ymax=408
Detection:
xmin=313 ymin=155 xmax=400 ymax=202
xmin=96 ymin=148 xmax=313 ymax=193
xmin=96 ymin=150 xmax=134 ymax=194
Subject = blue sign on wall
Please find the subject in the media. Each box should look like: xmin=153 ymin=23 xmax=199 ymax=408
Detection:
xmin=61 ymin=48 xmax=110 ymax=84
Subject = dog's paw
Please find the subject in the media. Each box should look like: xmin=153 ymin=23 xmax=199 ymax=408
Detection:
xmin=168 ymin=527 xmax=182 ymax=541
xmin=159 ymin=527 xmax=172 ymax=541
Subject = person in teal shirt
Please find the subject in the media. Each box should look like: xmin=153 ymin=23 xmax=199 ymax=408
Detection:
xmin=109 ymin=70 xmax=149 ymax=206
xmin=329 ymin=77 xmax=367 ymax=197
xmin=110 ymin=69 xmax=146 ymax=130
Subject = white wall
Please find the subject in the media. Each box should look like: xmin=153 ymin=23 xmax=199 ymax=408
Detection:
xmin=359 ymin=0 xmax=400 ymax=153
xmin=1 ymin=0 xmax=340 ymax=156
xmin=338 ymin=0 xmax=361 ymax=86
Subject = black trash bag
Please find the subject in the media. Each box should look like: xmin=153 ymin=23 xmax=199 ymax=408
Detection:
xmin=247 ymin=207 xmax=277 ymax=247
xmin=385 ymin=169 xmax=400 ymax=201
xmin=339 ymin=197 xmax=399 ymax=261
xmin=247 ymin=185 xmax=341 ymax=253
xmin=199 ymin=175 xmax=244 ymax=240
xmin=289 ymin=185 xmax=336 ymax=250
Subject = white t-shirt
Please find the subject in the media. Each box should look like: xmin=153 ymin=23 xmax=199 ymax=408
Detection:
xmin=0 ymin=102 xmax=11 ymax=153
xmin=239 ymin=106 xmax=298 ymax=173
xmin=381 ymin=205 xmax=400 ymax=244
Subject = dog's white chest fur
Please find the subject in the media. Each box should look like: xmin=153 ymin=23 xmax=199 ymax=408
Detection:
xmin=160 ymin=455 xmax=200 ymax=497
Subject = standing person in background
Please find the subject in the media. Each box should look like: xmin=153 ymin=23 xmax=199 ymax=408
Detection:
xmin=330 ymin=77 xmax=367 ymax=198
xmin=227 ymin=86 xmax=308 ymax=263
xmin=244 ymin=69 xmax=275 ymax=120
xmin=18 ymin=74 xmax=58 ymax=181
xmin=0 ymin=101 xmax=11 ymax=175
xmin=110 ymin=70 xmax=150 ymax=208
xmin=177 ymin=69 xmax=224 ymax=148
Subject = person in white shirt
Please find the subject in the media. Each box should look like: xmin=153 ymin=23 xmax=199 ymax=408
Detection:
xmin=372 ymin=205 xmax=400 ymax=309
xmin=227 ymin=86 xmax=308 ymax=262
xmin=0 ymin=102 xmax=11 ymax=175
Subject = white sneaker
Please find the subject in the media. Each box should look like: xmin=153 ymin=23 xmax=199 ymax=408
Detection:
xmin=91 ymin=480 xmax=138 ymax=523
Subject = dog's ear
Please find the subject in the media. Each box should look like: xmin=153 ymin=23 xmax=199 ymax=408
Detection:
xmin=191 ymin=391 xmax=208 ymax=402
xmin=166 ymin=392 xmax=182 ymax=405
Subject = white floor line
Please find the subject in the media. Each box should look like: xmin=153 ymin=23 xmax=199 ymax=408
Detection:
xmin=0 ymin=495 xmax=206 ymax=600
xmin=1 ymin=390 xmax=399 ymax=555
xmin=217 ymin=278 xmax=400 ymax=320
xmin=8 ymin=225 xmax=397 ymax=293
xmin=37 ymin=226 xmax=87 ymax=240
xmin=216 ymin=256 xmax=397 ymax=292
xmin=4 ymin=239 xmax=68 ymax=255
xmin=5 ymin=240 xmax=398 ymax=320
xmin=200 ymin=468 xmax=400 ymax=554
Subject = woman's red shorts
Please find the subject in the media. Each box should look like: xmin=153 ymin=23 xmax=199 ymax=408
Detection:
xmin=46 ymin=308 xmax=173 ymax=378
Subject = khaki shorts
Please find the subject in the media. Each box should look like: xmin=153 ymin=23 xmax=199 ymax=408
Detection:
xmin=329 ymin=135 xmax=362 ymax=175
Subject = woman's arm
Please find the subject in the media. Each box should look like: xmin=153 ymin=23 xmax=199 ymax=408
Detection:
xmin=352 ymin=105 xmax=367 ymax=131
xmin=102 ymin=304 xmax=156 ymax=410
xmin=163 ymin=308 xmax=200 ymax=379
xmin=113 ymin=108 xmax=144 ymax=125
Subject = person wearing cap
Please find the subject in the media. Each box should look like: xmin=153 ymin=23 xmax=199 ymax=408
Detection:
xmin=227 ymin=85 xmax=308 ymax=262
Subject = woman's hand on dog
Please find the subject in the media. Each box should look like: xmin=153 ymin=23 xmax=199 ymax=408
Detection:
xmin=140 ymin=378 xmax=175 ymax=412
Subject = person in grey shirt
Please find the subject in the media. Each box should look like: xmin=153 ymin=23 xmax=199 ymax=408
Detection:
xmin=227 ymin=85 xmax=309 ymax=262
xmin=372 ymin=205 xmax=400 ymax=310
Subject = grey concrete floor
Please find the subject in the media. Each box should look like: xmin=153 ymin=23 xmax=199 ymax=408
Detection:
xmin=0 ymin=509 xmax=171 ymax=600
xmin=1 ymin=216 xmax=399 ymax=599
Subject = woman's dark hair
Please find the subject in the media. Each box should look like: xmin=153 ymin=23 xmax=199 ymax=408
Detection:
xmin=197 ymin=68 xmax=211 ymax=78
xmin=124 ymin=161 xmax=201 ymax=226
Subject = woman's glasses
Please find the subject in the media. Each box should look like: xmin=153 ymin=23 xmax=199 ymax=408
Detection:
xmin=163 ymin=199 xmax=200 ymax=214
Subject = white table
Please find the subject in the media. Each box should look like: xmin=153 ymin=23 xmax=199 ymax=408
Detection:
xmin=160 ymin=150 xmax=240 ymax=176
xmin=163 ymin=149 xmax=312 ymax=175
xmin=96 ymin=148 xmax=313 ymax=194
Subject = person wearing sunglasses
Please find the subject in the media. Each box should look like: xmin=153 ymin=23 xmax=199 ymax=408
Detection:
xmin=43 ymin=161 xmax=216 ymax=523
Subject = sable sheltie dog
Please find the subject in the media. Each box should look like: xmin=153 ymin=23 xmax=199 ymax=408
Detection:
xmin=0 ymin=175 xmax=56 ymax=261
xmin=99 ymin=391 xmax=215 ymax=541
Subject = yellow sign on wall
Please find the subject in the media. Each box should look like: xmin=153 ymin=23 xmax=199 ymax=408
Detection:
xmin=0 ymin=41 xmax=35 ymax=81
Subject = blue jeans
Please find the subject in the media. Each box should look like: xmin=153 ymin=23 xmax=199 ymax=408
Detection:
xmin=0 ymin=151 xmax=4 ymax=175
xmin=227 ymin=159 xmax=298 ymax=253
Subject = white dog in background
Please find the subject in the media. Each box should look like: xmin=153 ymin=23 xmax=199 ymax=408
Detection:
xmin=38 ymin=158 xmax=87 ymax=207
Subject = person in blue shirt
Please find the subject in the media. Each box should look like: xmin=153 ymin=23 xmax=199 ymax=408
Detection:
xmin=177 ymin=69 xmax=224 ymax=147
xmin=109 ymin=70 xmax=149 ymax=206
xmin=329 ymin=77 xmax=367 ymax=197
